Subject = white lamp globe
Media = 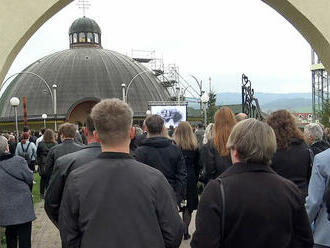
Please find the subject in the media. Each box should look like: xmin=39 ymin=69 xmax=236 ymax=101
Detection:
xmin=10 ymin=97 xmax=20 ymax=106
xmin=42 ymin=114 xmax=48 ymax=119
xmin=201 ymin=93 xmax=209 ymax=103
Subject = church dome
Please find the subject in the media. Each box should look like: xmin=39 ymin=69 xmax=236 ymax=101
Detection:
xmin=69 ymin=17 xmax=102 ymax=48
xmin=0 ymin=48 xmax=170 ymax=123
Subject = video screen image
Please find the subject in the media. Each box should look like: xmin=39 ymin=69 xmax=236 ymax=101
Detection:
xmin=150 ymin=105 xmax=187 ymax=128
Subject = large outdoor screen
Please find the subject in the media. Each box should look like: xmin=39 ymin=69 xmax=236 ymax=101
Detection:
xmin=150 ymin=105 xmax=187 ymax=128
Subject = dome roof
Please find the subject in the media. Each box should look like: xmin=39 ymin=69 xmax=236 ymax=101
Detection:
xmin=69 ymin=17 xmax=101 ymax=35
xmin=0 ymin=48 xmax=170 ymax=120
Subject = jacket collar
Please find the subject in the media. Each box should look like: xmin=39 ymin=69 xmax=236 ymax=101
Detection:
xmin=0 ymin=152 xmax=14 ymax=161
xmin=62 ymin=139 xmax=74 ymax=143
xmin=97 ymin=152 xmax=134 ymax=160
xmin=84 ymin=142 xmax=101 ymax=148
xmin=220 ymin=162 xmax=276 ymax=178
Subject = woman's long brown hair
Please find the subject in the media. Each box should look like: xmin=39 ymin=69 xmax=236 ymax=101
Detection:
xmin=213 ymin=107 xmax=237 ymax=156
xmin=266 ymin=109 xmax=304 ymax=150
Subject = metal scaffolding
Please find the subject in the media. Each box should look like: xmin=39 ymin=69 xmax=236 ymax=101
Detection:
xmin=311 ymin=49 xmax=329 ymax=120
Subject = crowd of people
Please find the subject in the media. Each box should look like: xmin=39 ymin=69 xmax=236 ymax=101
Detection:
xmin=1 ymin=98 xmax=330 ymax=247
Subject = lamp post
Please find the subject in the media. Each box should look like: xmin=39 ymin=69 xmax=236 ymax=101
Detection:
xmin=121 ymin=83 xmax=126 ymax=102
xmin=125 ymin=70 xmax=151 ymax=103
xmin=42 ymin=113 xmax=48 ymax=128
xmin=176 ymin=86 xmax=181 ymax=105
xmin=52 ymin=84 xmax=57 ymax=131
xmin=201 ymin=93 xmax=209 ymax=128
xmin=10 ymin=97 xmax=20 ymax=139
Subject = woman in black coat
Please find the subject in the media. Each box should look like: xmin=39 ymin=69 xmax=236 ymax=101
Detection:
xmin=191 ymin=119 xmax=313 ymax=248
xmin=202 ymin=107 xmax=236 ymax=184
xmin=174 ymin=121 xmax=200 ymax=240
xmin=36 ymin=129 xmax=56 ymax=198
xmin=267 ymin=110 xmax=311 ymax=197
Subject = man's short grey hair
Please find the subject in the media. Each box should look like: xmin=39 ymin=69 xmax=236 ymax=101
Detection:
xmin=91 ymin=98 xmax=133 ymax=146
xmin=304 ymin=123 xmax=323 ymax=142
xmin=0 ymin=135 xmax=8 ymax=153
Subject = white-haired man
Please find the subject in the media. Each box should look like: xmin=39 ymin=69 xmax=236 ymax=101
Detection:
xmin=304 ymin=123 xmax=330 ymax=156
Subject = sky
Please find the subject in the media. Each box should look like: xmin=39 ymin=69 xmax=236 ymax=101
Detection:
xmin=4 ymin=0 xmax=312 ymax=96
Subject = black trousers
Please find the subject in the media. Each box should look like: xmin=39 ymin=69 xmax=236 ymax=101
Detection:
xmin=40 ymin=176 xmax=47 ymax=195
xmin=5 ymin=221 xmax=32 ymax=248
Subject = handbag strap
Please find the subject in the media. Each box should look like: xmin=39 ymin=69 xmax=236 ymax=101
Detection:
xmin=217 ymin=177 xmax=225 ymax=246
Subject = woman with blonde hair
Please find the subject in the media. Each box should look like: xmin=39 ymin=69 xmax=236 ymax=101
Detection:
xmin=203 ymin=107 xmax=236 ymax=183
xmin=267 ymin=109 xmax=311 ymax=196
xmin=174 ymin=121 xmax=200 ymax=240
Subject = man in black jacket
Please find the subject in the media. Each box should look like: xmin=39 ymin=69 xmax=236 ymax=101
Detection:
xmin=134 ymin=114 xmax=187 ymax=205
xmin=59 ymin=99 xmax=183 ymax=248
xmin=45 ymin=116 xmax=101 ymax=227
xmin=45 ymin=123 xmax=84 ymax=180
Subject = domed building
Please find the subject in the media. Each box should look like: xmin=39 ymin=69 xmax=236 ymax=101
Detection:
xmin=0 ymin=17 xmax=170 ymax=129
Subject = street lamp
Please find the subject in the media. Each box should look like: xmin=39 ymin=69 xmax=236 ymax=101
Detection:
xmin=10 ymin=97 xmax=20 ymax=139
xmin=52 ymin=84 xmax=57 ymax=131
xmin=125 ymin=70 xmax=151 ymax=103
xmin=121 ymin=83 xmax=126 ymax=102
xmin=176 ymin=86 xmax=181 ymax=105
xmin=146 ymin=110 xmax=151 ymax=116
xmin=42 ymin=113 xmax=48 ymax=128
xmin=201 ymin=93 xmax=209 ymax=128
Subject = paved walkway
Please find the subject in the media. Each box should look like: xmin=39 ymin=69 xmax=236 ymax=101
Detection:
xmin=32 ymin=200 xmax=196 ymax=247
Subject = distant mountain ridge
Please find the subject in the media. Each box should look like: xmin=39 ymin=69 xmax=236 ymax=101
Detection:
xmin=187 ymin=92 xmax=313 ymax=113
xmin=216 ymin=92 xmax=312 ymax=113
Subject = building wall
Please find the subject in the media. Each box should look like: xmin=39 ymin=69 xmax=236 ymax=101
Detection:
xmin=1 ymin=0 xmax=330 ymax=87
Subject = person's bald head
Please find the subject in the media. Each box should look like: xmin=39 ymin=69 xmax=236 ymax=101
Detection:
xmin=235 ymin=113 xmax=248 ymax=122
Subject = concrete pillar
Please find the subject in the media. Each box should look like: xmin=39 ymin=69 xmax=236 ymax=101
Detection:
xmin=0 ymin=0 xmax=72 ymax=85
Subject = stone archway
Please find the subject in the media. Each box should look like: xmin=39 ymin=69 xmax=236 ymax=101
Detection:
xmin=67 ymin=99 xmax=98 ymax=125
xmin=2 ymin=0 xmax=330 ymax=86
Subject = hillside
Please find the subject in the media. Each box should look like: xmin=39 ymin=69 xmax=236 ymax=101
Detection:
xmin=187 ymin=93 xmax=313 ymax=113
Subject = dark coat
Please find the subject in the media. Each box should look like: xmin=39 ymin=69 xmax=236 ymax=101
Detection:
xmin=45 ymin=142 xmax=101 ymax=227
xmin=135 ymin=132 xmax=147 ymax=146
xmin=311 ymin=140 xmax=330 ymax=156
xmin=271 ymin=138 xmax=311 ymax=196
xmin=134 ymin=136 xmax=187 ymax=204
xmin=0 ymin=153 xmax=36 ymax=226
xmin=202 ymin=142 xmax=232 ymax=184
xmin=37 ymin=141 xmax=56 ymax=177
xmin=181 ymin=149 xmax=200 ymax=212
xmin=191 ymin=162 xmax=314 ymax=248
xmin=59 ymin=152 xmax=184 ymax=248
xmin=45 ymin=139 xmax=84 ymax=179
xmin=8 ymin=141 xmax=17 ymax=155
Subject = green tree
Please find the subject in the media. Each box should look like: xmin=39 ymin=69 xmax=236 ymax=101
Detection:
xmin=319 ymin=100 xmax=330 ymax=128
xmin=207 ymin=91 xmax=217 ymax=124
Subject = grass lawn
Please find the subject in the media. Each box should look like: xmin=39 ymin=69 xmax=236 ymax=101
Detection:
xmin=1 ymin=173 xmax=41 ymax=247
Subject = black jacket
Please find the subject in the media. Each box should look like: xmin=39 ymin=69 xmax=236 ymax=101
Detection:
xmin=45 ymin=139 xmax=84 ymax=179
xmin=191 ymin=162 xmax=313 ymax=248
xmin=59 ymin=152 xmax=184 ymax=248
xmin=326 ymin=182 xmax=330 ymax=221
xmin=311 ymin=140 xmax=330 ymax=156
xmin=45 ymin=142 xmax=101 ymax=227
xmin=201 ymin=142 xmax=232 ymax=184
xmin=271 ymin=138 xmax=311 ymax=196
xmin=37 ymin=142 xmax=56 ymax=177
xmin=134 ymin=136 xmax=187 ymax=204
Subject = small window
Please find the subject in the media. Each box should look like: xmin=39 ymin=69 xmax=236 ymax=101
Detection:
xmin=79 ymin=32 xmax=86 ymax=42
xmin=94 ymin=33 xmax=99 ymax=43
xmin=73 ymin=33 xmax=78 ymax=43
xmin=87 ymin=33 xmax=93 ymax=43
xmin=69 ymin=34 xmax=73 ymax=44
